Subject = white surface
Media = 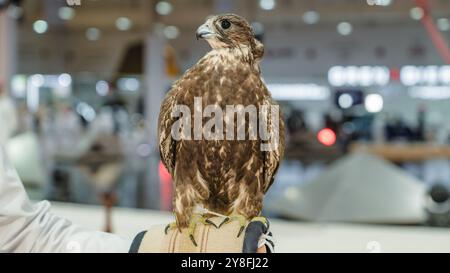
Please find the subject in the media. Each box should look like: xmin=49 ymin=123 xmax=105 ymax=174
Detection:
xmin=269 ymin=153 xmax=427 ymax=223
xmin=51 ymin=202 xmax=450 ymax=253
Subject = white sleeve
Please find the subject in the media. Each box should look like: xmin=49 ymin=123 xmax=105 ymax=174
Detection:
xmin=0 ymin=146 xmax=132 ymax=253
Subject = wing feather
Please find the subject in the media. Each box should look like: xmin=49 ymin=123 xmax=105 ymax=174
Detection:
xmin=158 ymin=87 xmax=179 ymax=176
xmin=261 ymin=95 xmax=285 ymax=193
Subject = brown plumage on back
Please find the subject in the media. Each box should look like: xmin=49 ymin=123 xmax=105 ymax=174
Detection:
xmin=158 ymin=14 xmax=285 ymax=239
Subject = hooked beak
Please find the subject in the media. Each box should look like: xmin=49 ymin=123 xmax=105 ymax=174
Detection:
xmin=196 ymin=23 xmax=215 ymax=40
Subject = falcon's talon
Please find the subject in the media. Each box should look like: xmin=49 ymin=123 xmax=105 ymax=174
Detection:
xmin=189 ymin=234 xmax=198 ymax=247
xmin=221 ymin=214 xmax=248 ymax=238
xmin=164 ymin=222 xmax=178 ymax=235
xmin=237 ymin=226 xmax=245 ymax=238
xmin=187 ymin=213 xmax=215 ymax=247
xmin=218 ymin=217 xmax=230 ymax=228
xmin=205 ymin=219 xmax=219 ymax=229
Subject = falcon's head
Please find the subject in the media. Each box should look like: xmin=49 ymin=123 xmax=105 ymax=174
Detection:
xmin=196 ymin=14 xmax=264 ymax=61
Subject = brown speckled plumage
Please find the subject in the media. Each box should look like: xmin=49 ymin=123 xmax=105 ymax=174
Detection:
xmin=158 ymin=14 xmax=285 ymax=228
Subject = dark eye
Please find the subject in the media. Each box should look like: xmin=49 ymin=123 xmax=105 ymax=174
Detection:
xmin=221 ymin=19 xmax=231 ymax=29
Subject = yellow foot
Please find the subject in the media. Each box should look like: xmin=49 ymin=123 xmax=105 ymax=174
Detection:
xmin=188 ymin=213 xmax=218 ymax=247
xmin=219 ymin=214 xmax=248 ymax=238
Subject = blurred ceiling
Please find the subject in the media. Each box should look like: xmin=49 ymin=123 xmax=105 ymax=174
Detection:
xmin=8 ymin=0 xmax=450 ymax=75
xmin=17 ymin=0 xmax=450 ymax=29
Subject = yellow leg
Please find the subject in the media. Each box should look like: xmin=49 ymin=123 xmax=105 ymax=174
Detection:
xmin=165 ymin=212 xmax=183 ymax=235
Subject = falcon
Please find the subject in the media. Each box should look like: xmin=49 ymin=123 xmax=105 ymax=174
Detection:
xmin=158 ymin=14 xmax=285 ymax=246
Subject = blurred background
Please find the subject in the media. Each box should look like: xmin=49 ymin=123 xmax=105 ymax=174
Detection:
xmin=1 ymin=0 xmax=450 ymax=252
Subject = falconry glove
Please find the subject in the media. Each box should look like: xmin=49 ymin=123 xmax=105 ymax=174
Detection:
xmin=243 ymin=218 xmax=274 ymax=253
xmin=129 ymin=216 xmax=275 ymax=253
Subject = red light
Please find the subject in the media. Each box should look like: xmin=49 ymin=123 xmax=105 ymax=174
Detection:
xmin=390 ymin=68 xmax=400 ymax=82
xmin=159 ymin=161 xmax=173 ymax=211
xmin=159 ymin=161 xmax=172 ymax=183
xmin=317 ymin=128 xmax=336 ymax=147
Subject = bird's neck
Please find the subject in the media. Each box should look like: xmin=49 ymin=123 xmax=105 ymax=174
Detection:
xmin=205 ymin=46 xmax=260 ymax=72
